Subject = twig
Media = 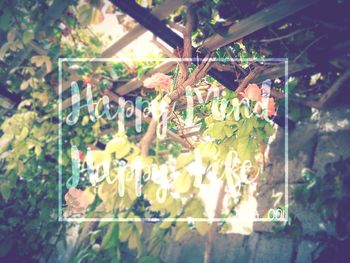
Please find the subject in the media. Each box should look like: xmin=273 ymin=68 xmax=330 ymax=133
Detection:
xmin=172 ymin=111 xmax=194 ymax=149
xmin=182 ymin=5 xmax=194 ymax=61
xmin=305 ymin=69 xmax=350 ymax=109
xmin=268 ymin=27 xmax=289 ymax=51
xmin=294 ymin=35 xmax=326 ymax=62
xmin=176 ymin=5 xmax=195 ymax=87
xmin=140 ymin=119 xmax=158 ymax=156
xmin=140 ymin=54 xmax=213 ymax=156
xmin=259 ymin=27 xmax=314 ymax=43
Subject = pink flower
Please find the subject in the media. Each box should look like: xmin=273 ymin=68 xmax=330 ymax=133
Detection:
xmin=143 ymin=73 xmax=173 ymax=92
xmin=78 ymin=151 xmax=85 ymax=162
xmin=65 ymin=188 xmax=89 ymax=213
xmin=254 ymin=97 xmax=276 ymax=117
xmin=266 ymin=97 xmax=276 ymax=117
xmin=243 ymin=84 xmax=262 ymax=101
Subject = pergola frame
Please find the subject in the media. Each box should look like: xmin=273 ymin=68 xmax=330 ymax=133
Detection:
xmin=56 ymin=0 xmax=321 ymax=137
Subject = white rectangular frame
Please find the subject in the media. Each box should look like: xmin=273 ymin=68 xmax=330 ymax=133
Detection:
xmin=58 ymin=57 xmax=289 ymax=223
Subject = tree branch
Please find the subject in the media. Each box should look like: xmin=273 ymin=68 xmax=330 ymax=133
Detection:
xmin=176 ymin=5 xmax=195 ymax=87
xmin=305 ymin=69 xmax=350 ymax=109
xmin=140 ymin=119 xmax=158 ymax=156
xmin=139 ymin=54 xmax=213 ymax=156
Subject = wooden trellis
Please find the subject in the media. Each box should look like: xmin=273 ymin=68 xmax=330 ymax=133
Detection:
xmin=3 ymin=0 xmax=347 ymax=140
xmin=57 ymin=0 xmax=320 ymax=128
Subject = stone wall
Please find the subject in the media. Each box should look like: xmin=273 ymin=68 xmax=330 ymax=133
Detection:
xmin=154 ymin=103 xmax=350 ymax=263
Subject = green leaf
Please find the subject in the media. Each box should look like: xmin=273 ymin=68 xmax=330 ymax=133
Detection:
xmin=195 ymin=142 xmax=217 ymax=159
xmin=175 ymin=153 xmax=194 ymax=170
xmin=23 ymin=30 xmax=34 ymax=44
xmin=175 ymin=223 xmax=190 ymax=241
xmin=174 ymin=172 xmax=192 ymax=194
xmin=224 ymin=125 xmax=234 ymax=138
xmin=211 ymin=122 xmax=226 ymax=139
xmin=34 ymin=145 xmax=42 ymax=157
xmin=90 ymin=36 xmax=102 ymax=47
xmin=105 ymin=137 xmax=131 ymax=158
xmin=237 ymin=118 xmax=254 ymax=139
xmin=7 ymin=28 xmax=16 ymax=42
xmin=0 ymin=182 xmax=11 ymax=202
xmin=31 ymin=55 xmax=52 ymax=73
xmin=0 ymin=133 xmax=13 ymax=154
xmin=119 ymin=223 xmax=133 ymax=242
xmin=195 ymin=221 xmax=209 ymax=236
xmin=237 ymin=137 xmax=254 ymax=162
xmin=81 ymin=115 xmax=90 ymax=126
xmin=0 ymin=43 xmax=10 ymax=59
xmin=264 ymin=123 xmax=275 ymax=137
xmin=128 ymin=231 xmax=138 ymax=249
xmin=16 ymin=127 xmax=29 ymax=141
xmin=101 ymin=223 xmax=119 ymax=250
xmin=159 ymin=220 xmax=173 ymax=229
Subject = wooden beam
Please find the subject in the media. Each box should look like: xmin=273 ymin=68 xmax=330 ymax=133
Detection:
xmin=60 ymin=0 xmax=183 ymax=94
xmin=100 ymin=0 xmax=183 ymax=58
xmin=201 ymin=0 xmax=319 ymax=51
xmin=110 ymin=0 xmax=183 ymax=51
xmin=151 ymin=37 xmax=174 ymax=58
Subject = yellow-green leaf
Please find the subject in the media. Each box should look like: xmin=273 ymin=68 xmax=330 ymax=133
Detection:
xmin=34 ymin=145 xmax=41 ymax=157
xmin=174 ymin=172 xmax=192 ymax=194
xmin=119 ymin=223 xmax=133 ymax=242
xmin=31 ymin=55 xmax=52 ymax=73
xmin=195 ymin=221 xmax=209 ymax=236
xmin=105 ymin=137 xmax=131 ymax=158
xmin=159 ymin=220 xmax=173 ymax=229
xmin=128 ymin=231 xmax=138 ymax=249
xmin=0 ymin=182 xmax=11 ymax=202
xmin=91 ymin=150 xmax=111 ymax=165
xmin=175 ymin=153 xmax=194 ymax=170
xmin=22 ymin=30 xmax=34 ymax=44
xmin=20 ymin=80 xmax=29 ymax=90
xmin=101 ymin=223 xmax=119 ymax=249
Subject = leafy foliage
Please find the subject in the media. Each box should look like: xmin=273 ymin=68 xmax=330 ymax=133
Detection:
xmin=294 ymin=158 xmax=350 ymax=263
